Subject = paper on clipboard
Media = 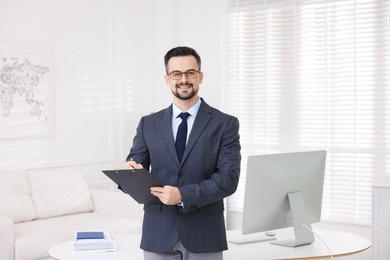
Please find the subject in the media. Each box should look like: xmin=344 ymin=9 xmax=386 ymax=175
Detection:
xmin=102 ymin=169 xmax=162 ymax=205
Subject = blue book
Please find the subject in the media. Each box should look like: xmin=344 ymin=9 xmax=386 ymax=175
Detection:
xmin=76 ymin=231 xmax=104 ymax=240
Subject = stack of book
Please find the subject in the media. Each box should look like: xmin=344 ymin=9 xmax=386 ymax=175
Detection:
xmin=72 ymin=231 xmax=116 ymax=252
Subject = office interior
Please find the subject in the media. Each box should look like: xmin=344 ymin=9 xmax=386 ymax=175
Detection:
xmin=1 ymin=0 xmax=389 ymax=259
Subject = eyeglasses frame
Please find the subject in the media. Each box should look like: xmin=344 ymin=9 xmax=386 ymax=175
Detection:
xmin=167 ymin=69 xmax=201 ymax=80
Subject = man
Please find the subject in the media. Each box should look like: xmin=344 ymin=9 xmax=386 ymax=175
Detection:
xmin=123 ymin=46 xmax=241 ymax=260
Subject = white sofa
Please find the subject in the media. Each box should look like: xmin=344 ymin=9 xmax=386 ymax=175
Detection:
xmin=0 ymin=166 xmax=143 ymax=260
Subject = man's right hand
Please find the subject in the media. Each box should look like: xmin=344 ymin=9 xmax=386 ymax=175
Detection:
xmin=122 ymin=160 xmax=144 ymax=169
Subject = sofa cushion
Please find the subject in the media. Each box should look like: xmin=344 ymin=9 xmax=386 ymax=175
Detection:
xmin=0 ymin=170 xmax=37 ymax=223
xmin=28 ymin=167 xmax=94 ymax=219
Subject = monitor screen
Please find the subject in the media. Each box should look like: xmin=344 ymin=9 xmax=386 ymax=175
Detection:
xmin=242 ymin=150 xmax=326 ymax=247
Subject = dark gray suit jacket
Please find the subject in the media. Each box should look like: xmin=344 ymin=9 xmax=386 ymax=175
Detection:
xmin=126 ymin=99 xmax=241 ymax=253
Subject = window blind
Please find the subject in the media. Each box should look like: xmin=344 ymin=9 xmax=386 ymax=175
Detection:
xmin=225 ymin=0 xmax=390 ymax=225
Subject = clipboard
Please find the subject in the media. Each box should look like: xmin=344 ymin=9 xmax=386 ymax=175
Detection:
xmin=102 ymin=169 xmax=162 ymax=204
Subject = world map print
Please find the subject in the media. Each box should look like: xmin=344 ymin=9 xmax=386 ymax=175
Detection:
xmin=0 ymin=57 xmax=50 ymax=120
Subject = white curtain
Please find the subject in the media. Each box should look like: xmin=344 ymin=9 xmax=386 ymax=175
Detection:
xmin=225 ymin=0 xmax=390 ymax=225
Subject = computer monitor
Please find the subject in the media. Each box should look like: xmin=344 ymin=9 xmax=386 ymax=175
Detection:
xmin=242 ymin=150 xmax=326 ymax=247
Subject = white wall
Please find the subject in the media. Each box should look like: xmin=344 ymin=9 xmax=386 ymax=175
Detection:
xmin=0 ymin=0 xmax=224 ymax=186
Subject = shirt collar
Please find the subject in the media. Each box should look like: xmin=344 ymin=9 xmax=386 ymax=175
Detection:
xmin=172 ymin=98 xmax=202 ymax=119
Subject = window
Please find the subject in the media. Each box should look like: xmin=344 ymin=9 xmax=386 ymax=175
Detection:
xmin=225 ymin=0 xmax=390 ymax=225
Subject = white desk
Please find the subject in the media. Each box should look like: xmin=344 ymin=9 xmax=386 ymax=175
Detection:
xmin=49 ymin=229 xmax=371 ymax=260
xmin=226 ymin=229 xmax=371 ymax=259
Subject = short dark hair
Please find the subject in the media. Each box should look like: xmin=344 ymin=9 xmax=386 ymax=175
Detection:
xmin=164 ymin=46 xmax=201 ymax=74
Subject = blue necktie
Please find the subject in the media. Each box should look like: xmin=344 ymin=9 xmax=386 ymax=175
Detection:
xmin=175 ymin=112 xmax=190 ymax=163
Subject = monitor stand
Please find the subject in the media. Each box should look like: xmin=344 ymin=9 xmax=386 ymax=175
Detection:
xmin=271 ymin=191 xmax=315 ymax=247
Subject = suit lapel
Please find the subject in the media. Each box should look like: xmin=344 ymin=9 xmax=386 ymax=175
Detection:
xmin=160 ymin=106 xmax=181 ymax=165
xmin=181 ymin=101 xmax=213 ymax=164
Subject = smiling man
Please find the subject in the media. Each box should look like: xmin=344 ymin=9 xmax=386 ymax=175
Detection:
xmin=123 ymin=46 xmax=241 ymax=260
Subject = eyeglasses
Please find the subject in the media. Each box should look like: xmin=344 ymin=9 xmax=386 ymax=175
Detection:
xmin=168 ymin=69 xmax=200 ymax=80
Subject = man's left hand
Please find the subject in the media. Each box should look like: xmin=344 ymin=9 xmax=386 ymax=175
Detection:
xmin=150 ymin=186 xmax=182 ymax=205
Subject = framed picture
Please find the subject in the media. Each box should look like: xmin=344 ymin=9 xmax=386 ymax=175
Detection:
xmin=0 ymin=40 xmax=54 ymax=138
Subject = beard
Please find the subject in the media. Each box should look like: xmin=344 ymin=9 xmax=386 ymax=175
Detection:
xmin=171 ymin=83 xmax=198 ymax=100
